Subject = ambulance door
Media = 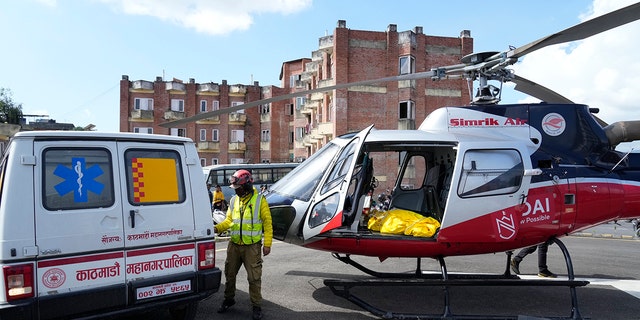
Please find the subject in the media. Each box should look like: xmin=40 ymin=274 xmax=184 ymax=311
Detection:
xmin=302 ymin=125 xmax=373 ymax=240
xmin=34 ymin=142 xmax=126 ymax=307
xmin=117 ymin=142 xmax=198 ymax=300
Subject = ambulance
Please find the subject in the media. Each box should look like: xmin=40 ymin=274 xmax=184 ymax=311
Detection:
xmin=0 ymin=131 xmax=221 ymax=319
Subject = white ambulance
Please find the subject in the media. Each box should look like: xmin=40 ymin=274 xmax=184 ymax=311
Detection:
xmin=0 ymin=131 xmax=221 ymax=319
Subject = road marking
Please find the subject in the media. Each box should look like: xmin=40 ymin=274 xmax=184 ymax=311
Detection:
xmin=520 ymin=275 xmax=640 ymax=299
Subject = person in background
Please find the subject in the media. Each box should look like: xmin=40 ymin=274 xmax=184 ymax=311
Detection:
xmin=207 ymin=183 xmax=213 ymax=206
xmin=212 ymin=184 xmax=226 ymax=211
xmin=510 ymin=241 xmax=556 ymax=278
xmin=215 ymin=170 xmax=273 ymax=320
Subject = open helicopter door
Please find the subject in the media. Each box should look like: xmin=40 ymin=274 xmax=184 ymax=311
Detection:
xmin=301 ymin=125 xmax=374 ymax=240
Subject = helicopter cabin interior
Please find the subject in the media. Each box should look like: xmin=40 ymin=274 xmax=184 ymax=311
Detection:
xmin=340 ymin=142 xmax=458 ymax=238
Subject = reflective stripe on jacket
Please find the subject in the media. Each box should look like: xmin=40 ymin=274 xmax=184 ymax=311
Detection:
xmin=228 ymin=191 xmax=263 ymax=245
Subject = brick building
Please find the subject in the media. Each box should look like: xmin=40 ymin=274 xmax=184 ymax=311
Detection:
xmin=119 ymin=20 xmax=473 ymax=167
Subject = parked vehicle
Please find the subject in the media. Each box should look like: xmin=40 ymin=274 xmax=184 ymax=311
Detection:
xmin=0 ymin=131 xmax=221 ymax=320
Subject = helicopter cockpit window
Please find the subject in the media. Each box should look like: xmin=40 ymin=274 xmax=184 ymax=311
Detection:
xmin=269 ymin=143 xmax=340 ymax=201
xmin=458 ymin=149 xmax=523 ymax=198
xmin=321 ymin=139 xmax=358 ymax=194
xmin=309 ymin=192 xmax=340 ymax=228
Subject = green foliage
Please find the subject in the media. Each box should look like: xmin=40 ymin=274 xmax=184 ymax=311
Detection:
xmin=0 ymin=88 xmax=23 ymax=125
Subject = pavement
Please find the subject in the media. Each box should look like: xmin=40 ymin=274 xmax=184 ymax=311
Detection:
xmin=570 ymin=219 xmax=639 ymax=240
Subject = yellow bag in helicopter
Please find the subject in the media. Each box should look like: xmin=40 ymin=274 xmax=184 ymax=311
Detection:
xmin=405 ymin=216 xmax=440 ymax=237
xmin=379 ymin=209 xmax=424 ymax=235
xmin=367 ymin=209 xmax=387 ymax=231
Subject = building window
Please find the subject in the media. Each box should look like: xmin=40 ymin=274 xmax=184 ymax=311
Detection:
xmin=211 ymin=158 xmax=219 ymax=165
xmin=399 ymin=56 xmax=415 ymax=75
xmin=231 ymin=130 xmax=244 ymax=142
xmin=134 ymin=98 xmax=153 ymax=110
xmin=295 ymin=97 xmax=306 ymax=110
xmin=171 ymin=99 xmax=184 ymax=112
xmin=212 ymin=129 xmax=219 ymax=141
xmin=295 ymin=127 xmax=304 ymax=141
xmin=260 ymin=103 xmax=270 ymax=114
xmin=170 ymin=128 xmax=186 ymax=137
xmin=231 ymin=101 xmax=245 ymax=114
xmin=134 ymin=127 xmax=153 ymax=134
xmin=286 ymin=103 xmax=294 ymax=115
xmin=289 ymin=131 xmax=294 ymax=144
xmin=289 ymin=74 xmax=302 ymax=88
xmin=199 ymin=129 xmax=206 ymax=141
xmin=399 ymin=101 xmax=415 ymax=120
xmin=212 ymin=100 xmax=219 ymax=111
xmin=200 ymin=100 xmax=207 ymax=112
xmin=261 ymin=130 xmax=270 ymax=142
xmin=200 ymin=158 xmax=206 ymax=167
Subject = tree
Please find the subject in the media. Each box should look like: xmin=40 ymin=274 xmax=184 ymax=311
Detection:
xmin=0 ymin=88 xmax=23 ymax=125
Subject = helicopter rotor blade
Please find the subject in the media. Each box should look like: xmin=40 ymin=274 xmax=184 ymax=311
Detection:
xmin=507 ymin=2 xmax=640 ymax=59
xmin=510 ymin=74 xmax=573 ymax=104
xmin=160 ymin=67 xmax=467 ymax=128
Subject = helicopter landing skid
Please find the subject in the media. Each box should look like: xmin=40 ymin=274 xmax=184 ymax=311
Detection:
xmin=325 ymin=238 xmax=589 ymax=319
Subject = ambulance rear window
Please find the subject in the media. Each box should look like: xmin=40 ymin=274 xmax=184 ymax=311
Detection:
xmin=124 ymin=149 xmax=186 ymax=205
xmin=43 ymin=148 xmax=115 ymax=210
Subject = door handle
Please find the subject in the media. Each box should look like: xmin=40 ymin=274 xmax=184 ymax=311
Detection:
xmin=130 ymin=210 xmax=136 ymax=228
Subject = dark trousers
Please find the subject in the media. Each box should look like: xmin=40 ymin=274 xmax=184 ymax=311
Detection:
xmin=223 ymin=242 xmax=263 ymax=307
xmin=514 ymin=241 xmax=550 ymax=272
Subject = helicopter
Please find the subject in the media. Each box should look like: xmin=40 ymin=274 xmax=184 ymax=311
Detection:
xmin=162 ymin=3 xmax=640 ymax=319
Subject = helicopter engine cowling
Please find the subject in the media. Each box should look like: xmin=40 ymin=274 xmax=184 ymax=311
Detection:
xmin=603 ymin=121 xmax=640 ymax=146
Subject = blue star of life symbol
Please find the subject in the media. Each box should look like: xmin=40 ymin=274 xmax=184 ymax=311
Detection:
xmin=53 ymin=157 xmax=105 ymax=202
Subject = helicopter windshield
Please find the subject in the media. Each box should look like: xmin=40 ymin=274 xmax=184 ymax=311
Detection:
xmin=269 ymin=142 xmax=341 ymax=201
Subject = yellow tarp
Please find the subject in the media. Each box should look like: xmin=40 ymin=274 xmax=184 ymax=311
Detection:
xmin=368 ymin=208 xmax=440 ymax=238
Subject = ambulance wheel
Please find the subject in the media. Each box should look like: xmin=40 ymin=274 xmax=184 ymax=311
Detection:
xmin=168 ymin=301 xmax=198 ymax=320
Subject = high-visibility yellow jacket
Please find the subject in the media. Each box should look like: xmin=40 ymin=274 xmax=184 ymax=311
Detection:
xmin=216 ymin=187 xmax=272 ymax=247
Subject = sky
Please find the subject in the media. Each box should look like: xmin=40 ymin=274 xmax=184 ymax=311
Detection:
xmin=2 ymin=0 xmax=640 ymax=148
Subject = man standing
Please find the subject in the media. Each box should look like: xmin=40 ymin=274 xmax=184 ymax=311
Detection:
xmin=214 ymin=169 xmax=273 ymax=320
xmin=510 ymin=241 xmax=556 ymax=278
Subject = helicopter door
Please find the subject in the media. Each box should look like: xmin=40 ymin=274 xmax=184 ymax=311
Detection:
xmin=439 ymin=144 xmax=535 ymax=242
xmin=301 ymin=125 xmax=373 ymax=240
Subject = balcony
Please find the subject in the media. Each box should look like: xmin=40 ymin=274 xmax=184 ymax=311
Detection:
xmin=166 ymin=81 xmax=186 ymax=92
xmin=228 ymin=142 xmax=247 ymax=151
xmin=302 ymin=101 xmax=319 ymax=114
xmin=260 ymin=113 xmax=271 ymax=122
xmin=164 ymin=111 xmax=185 ymax=120
xmin=197 ymin=141 xmax=220 ymax=151
xmin=260 ymin=141 xmax=270 ymax=150
xmin=229 ymin=85 xmax=246 ymax=95
xmin=305 ymin=61 xmax=319 ymax=73
xmin=311 ymin=50 xmax=323 ymax=61
xmin=197 ymin=83 xmax=219 ymax=93
xmin=196 ymin=116 xmax=220 ymax=124
xmin=319 ymin=35 xmax=333 ymax=52
xmin=318 ymin=79 xmax=334 ymax=88
xmin=309 ymin=92 xmax=324 ymax=101
xmin=317 ymin=122 xmax=334 ymax=136
xmin=229 ymin=113 xmax=247 ymax=124
xmin=130 ymin=109 xmax=153 ymax=120
xmin=131 ymin=80 xmax=153 ymax=91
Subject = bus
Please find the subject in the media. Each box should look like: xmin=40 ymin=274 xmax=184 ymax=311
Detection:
xmin=203 ymin=163 xmax=299 ymax=200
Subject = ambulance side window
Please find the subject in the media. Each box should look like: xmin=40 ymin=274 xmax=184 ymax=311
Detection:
xmin=124 ymin=149 xmax=186 ymax=205
xmin=43 ymin=148 xmax=115 ymax=210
